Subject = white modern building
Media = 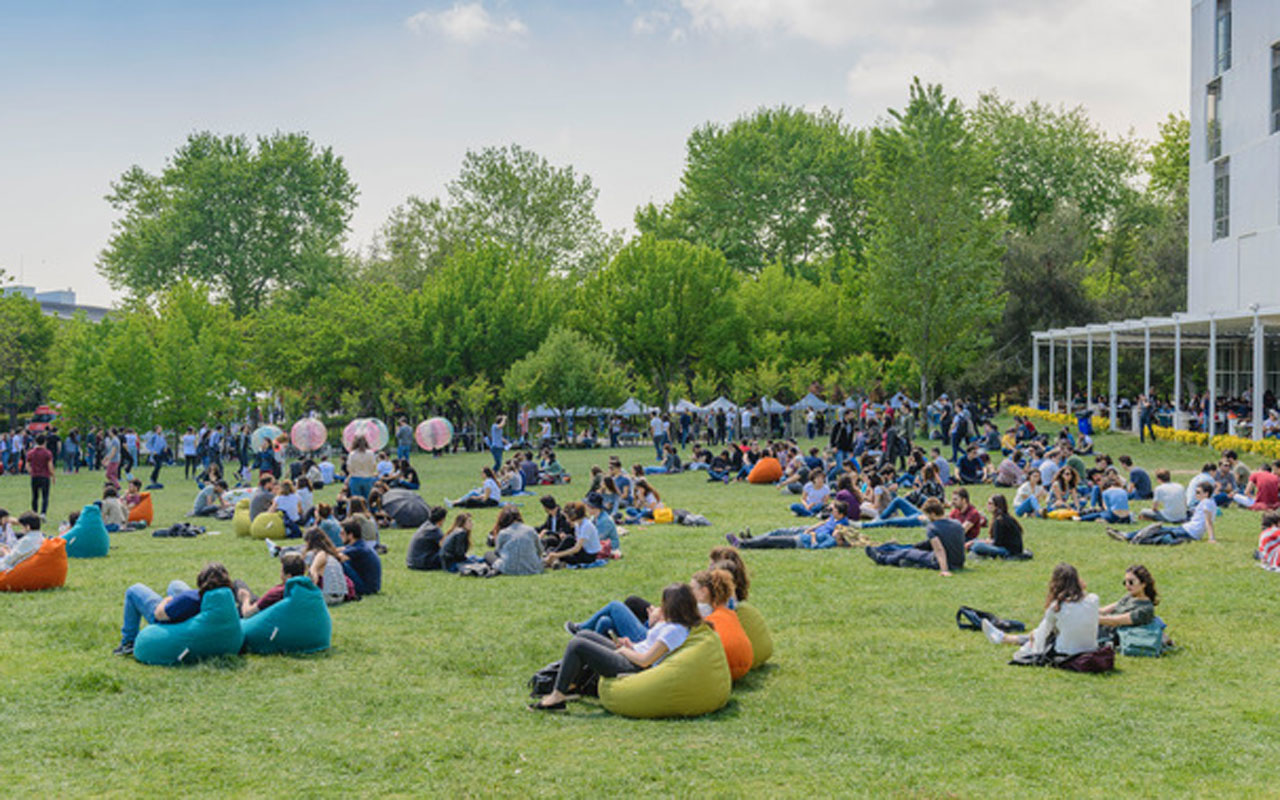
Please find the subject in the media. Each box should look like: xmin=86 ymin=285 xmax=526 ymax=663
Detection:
xmin=1031 ymin=0 xmax=1280 ymax=439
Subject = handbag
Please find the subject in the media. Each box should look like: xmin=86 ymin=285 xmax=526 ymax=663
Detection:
xmin=1057 ymin=643 xmax=1115 ymax=673
xmin=956 ymin=606 xmax=1026 ymax=633
xmin=1117 ymin=618 xmax=1166 ymax=657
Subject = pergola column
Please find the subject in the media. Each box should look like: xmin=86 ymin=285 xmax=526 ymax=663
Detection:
xmin=1208 ymin=316 xmax=1217 ymax=436
xmin=1253 ymin=308 xmax=1264 ymax=441
xmin=1048 ymin=339 xmax=1055 ymax=412
xmin=1031 ymin=339 xmax=1040 ymax=407
xmin=1066 ymin=339 xmax=1073 ymax=408
xmin=1173 ymin=315 xmax=1182 ymax=430
xmin=1109 ymin=328 xmax=1118 ymax=431
xmin=1086 ymin=334 xmax=1094 ymax=405
xmin=1143 ymin=323 xmax=1151 ymax=396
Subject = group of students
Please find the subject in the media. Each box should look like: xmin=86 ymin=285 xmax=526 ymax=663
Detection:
xmin=530 ymin=547 xmax=755 ymax=711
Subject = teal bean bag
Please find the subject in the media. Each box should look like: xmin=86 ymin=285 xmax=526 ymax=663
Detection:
xmin=133 ymin=587 xmax=244 ymax=666
xmin=241 ymin=576 xmax=332 ymax=655
xmin=61 ymin=504 xmax=110 ymax=558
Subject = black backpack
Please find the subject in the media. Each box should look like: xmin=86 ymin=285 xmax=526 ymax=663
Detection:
xmin=527 ymin=659 xmax=599 ymax=698
xmin=956 ymin=606 xmax=1025 ymax=633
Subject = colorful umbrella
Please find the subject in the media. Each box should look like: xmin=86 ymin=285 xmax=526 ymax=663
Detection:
xmin=250 ymin=425 xmax=283 ymax=451
xmin=415 ymin=417 xmax=454 ymax=451
xmin=290 ymin=417 xmax=327 ymax=452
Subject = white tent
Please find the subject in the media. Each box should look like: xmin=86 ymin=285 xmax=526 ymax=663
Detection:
xmin=670 ymin=398 xmax=701 ymax=413
xmin=615 ymin=397 xmax=649 ymax=416
xmin=794 ymin=392 xmax=829 ymax=411
xmin=759 ymin=396 xmax=788 ymax=414
xmin=528 ymin=405 xmax=561 ymax=418
xmin=704 ymin=396 xmax=738 ymax=412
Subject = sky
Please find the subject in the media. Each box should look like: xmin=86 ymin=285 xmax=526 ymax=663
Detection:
xmin=0 ymin=0 xmax=1189 ymax=307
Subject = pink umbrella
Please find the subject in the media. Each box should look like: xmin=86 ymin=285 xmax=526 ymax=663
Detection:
xmin=415 ymin=417 xmax=454 ymax=451
xmin=291 ymin=417 xmax=327 ymax=452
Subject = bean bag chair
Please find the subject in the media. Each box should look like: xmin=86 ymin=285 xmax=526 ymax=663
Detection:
xmin=599 ymin=623 xmax=731 ymax=719
xmin=128 ymin=492 xmax=154 ymax=526
xmin=706 ymin=606 xmax=753 ymax=680
xmin=735 ymin=601 xmax=773 ymax=668
xmin=241 ymin=576 xmax=332 ymax=655
xmin=1047 ymin=508 xmax=1079 ymax=521
xmin=249 ymin=511 xmax=286 ymax=540
xmin=0 ymin=537 xmax=68 ymax=592
xmin=747 ymin=457 xmax=783 ymax=484
xmin=133 ymin=587 xmax=244 ymax=666
xmin=61 ymin=504 xmax=110 ymax=559
xmin=232 ymin=499 xmax=252 ymax=538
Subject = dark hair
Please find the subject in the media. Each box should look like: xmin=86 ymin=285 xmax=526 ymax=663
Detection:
xmin=348 ymin=496 xmax=368 ymax=515
xmin=495 ymin=505 xmax=523 ymax=529
xmin=990 ymin=494 xmax=1010 ymax=518
xmin=280 ymin=552 xmax=306 ymax=577
xmin=563 ymin=501 xmax=586 ymax=522
xmin=1118 ymin=455 xmax=1133 ymax=467
xmin=660 ymin=583 xmax=702 ymax=630
xmin=540 ymin=495 xmax=557 ymax=510
xmin=1155 ymin=468 xmax=1171 ymax=482
xmin=317 ymin=502 xmax=333 ymax=520
xmin=1045 ymin=563 xmax=1085 ymax=611
xmin=342 ymin=519 xmax=363 ymax=540
xmin=623 ymin=595 xmax=651 ymax=622
xmin=259 ymin=474 xmax=274 ymax=488
xmin=17 ymin=511 xmax=41 ymax=531
xmin=692 ymin=568 xmax=734 ymax=608
xmin=707 ymin=547 xmax=749 ymax=600
xmin=196 ymin=563 xmax=232 ymax=595
xmin=303 ymin=527 xmax=341 ymax=558
xmin=832 ymin=500 xmax=850 ymax=518
xmin=954 ymin=487 xmax=970 ymax=502
xmin=921 ymin=498 xmax=945 ymax=517
xmin=429 ymin=505 xmax=448 ymax=524
xmin=1263 ymin=511 xmax=1280 ymax=529
xmin=1125 ymin=564 xmax=1159 ymax=606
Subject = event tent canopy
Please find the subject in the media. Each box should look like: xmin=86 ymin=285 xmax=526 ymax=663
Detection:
xmin=615 ymin=397 xmax=651 ymax=416
xmin=759 ymin=396 xmax=788 ymax=414
xmin=528 ymin=405 xmax=561 ymax=418
xmin=704 ymin=396 xmax=738 ymax=412
xmin=670 ymin=398 xmax=701 ymax=413
xmin=793 ymin=392 xmax=829 ymax=411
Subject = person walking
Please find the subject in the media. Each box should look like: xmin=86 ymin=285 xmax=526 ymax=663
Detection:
xmin=145 ymin=425 xmax=167 ymax=488
xmin=27 ymin=435 xmax=54 ymax=516
xmin=489 ymin=415 xmax=509 ymax=471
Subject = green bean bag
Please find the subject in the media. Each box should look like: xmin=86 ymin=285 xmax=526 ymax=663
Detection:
xmin=233 ymin=499 xmax=252 ymax=537
xmin=249 ymin=510 xmax=285 ymax=540
xmin=61 ymin=504 xmax=110 ymax=558
xmin=133 ymin=587 xmax=245 ymax=666
xmin=599 ymin=623 xmax=731 ymax=719
xmin=241 ymin=576 xmax=332 ymax=655
xmin=735 ymin=601 xmax=773 ymax=669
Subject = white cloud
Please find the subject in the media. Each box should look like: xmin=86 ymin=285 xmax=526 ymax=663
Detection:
xmin=405 ymin=2 xmax=527 ymax=44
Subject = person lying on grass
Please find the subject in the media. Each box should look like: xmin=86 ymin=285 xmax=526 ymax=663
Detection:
xmin=725 ymin=501 xmax=855 ymax=550
xmin=113 ymin=562 xmax=235 ymax=656
xmin=1097 ymin=564 xmax=1159 ymax=643
xmin=530 ymin=582 xmax=701 ymax=712
xmin=864 ymin=498 xmax=963 ymax=576
xmin=1107 ymin=482 xmax=1217 ymax=545
xmin=980 ymin=562 xmax=1099 ymax=659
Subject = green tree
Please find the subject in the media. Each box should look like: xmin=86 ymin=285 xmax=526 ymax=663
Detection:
xmin=732 ymin=263 xmax=864 ymax=370
xmin=455 ymin=375 xmax=495 ymax=436
xmin=99 ymin=131 xmax=358 ymax=317
xmin=581 ymin=236 xmax=742 ymax=407
xmin=864 ymin=80 xmax=1005 ymax=406
xmin=503 ymin=328 xmax=628 ymax=419
xmin=637 ymin=106 xmax=869 ymax=277
xmin=152 ymin=282 xmax=241 ymax=429
xmin=361 ymin=196 xmax=462 ymax=290
xmin=0 ymin=290 xmax=55 ymax=427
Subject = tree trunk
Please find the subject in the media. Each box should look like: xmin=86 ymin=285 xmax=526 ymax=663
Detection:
xmin=919 ymin=371 xmax=929 ymax=439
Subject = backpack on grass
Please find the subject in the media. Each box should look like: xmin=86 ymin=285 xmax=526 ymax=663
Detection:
xmin=1117 ymin=618 xmax=1166 ymax=657
xmin=956 ymin=606 xmax=1025 ymax=633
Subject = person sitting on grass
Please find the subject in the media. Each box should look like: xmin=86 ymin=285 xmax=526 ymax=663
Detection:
xmin=1013 ymin=470 xmax=1048 ymax=518
xmin=1256 ymin=511 xmax=1280 ymax=571
xmin=1230 ymin=461 xmax=1280 ymax=511
xmin=1097 ymin=564 xmax=1159 ymax=643
xmin=406 ymin=505 xmax=450 ymax=571
xmin=586 ymin=492 xmax=621 ymax=557
xmin=993 ymin=450 xmax=1025 ymax=487
xmin=441 ymin=513 xmax=481 ymax=573
xmin=1048 ymin=466 xmax=1082 ymax=512
xmin=950 ymin=488 xmax=987 ymax=543
xmin=539 ymin=451 xmax=568 ymax=484
xmin=530 ymin=582 xmax=701 ymax=711
xmin=1107 ymin=481 xmax=1217 ymax=545
xmin=101 ymin=486 xmax=129 ymax=532
xmin=956 ymin=445 xmax=985 ymax=485
xmin=1119 ymin=455 xmax=1153 ymax=500
xmin=302 ymin=527 xmax=350 ymax=605
xmin=113 ymin=562 xmax=235 ymax=656
xmin=969 ymin=495 xmax=1027 ymax=559
xmin=445 ymin=467 xmax=502 ymax=509
xmin=1137 ymin=470 xmax=1187 ymax=523
xmin=190 ymin=480 xmax=229 ymax=518
xmin=1076 ymin=475 xmax=1132 ymax=524
xmin=248 ymin=474 xmax=276 ymax=522
xmin=388 ymin=459 xmax=420 ymax=491
xmin=789 ymin=470 xmax=831 ymax=517
xmin=544 ymin=501 xmax=602 ymax=568
xmin=864 ymin=498 xmax=964 ymax=576
xmin=535 ymin=495 xmax=571 ymax=550
xmin=625 ymin=479 xmax=664 ymax=523
xmin=980 ymin=562 xmax=1099 ymax=661
xmin=235 ymin=552 xmax=306 ymax=618
xmin=726 ymin=501 xmax=854 ymax=550
xmin=339 ymin=518 xmax=382 ymax=596
xmin=487 ymin=506 xmax=545 ymax=576
xmin=0 ymin=512 xmax=44 ymax=570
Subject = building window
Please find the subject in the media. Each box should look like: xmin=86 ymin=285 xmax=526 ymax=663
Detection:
xmin=1206 ymin=80 xmax=1222 ymax=160
xmin=1272 ymin=44 xmax=1280 ymax=134
xmin=1214 ymin=158 xmax=1230 ymax=240
xmin=1215 ymin=0 xmax=1231 ymax=74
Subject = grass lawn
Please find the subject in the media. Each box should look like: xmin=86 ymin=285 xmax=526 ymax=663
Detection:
xmin=2 ymin=424 xmax=1279 ymax=798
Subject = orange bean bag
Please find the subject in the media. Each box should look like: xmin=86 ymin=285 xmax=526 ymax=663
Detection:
xmin=747 ymin=457 xmax=783 ymax=485
xmin=0 ymin=537 xmax=68 ymax=592
xmin=128 ymin=492 xmax=154 ymax=526
xmin=706 ymin=606 xmax=753 ymax=681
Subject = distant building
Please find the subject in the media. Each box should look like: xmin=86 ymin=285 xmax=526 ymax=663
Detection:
xmin=2 ymin=285 xmax=111 ymax=323
xmin=1031 ymin=0 xmax=1280 ymax=440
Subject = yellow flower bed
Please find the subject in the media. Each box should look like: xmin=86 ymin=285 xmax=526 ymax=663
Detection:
xmin=1007 ymin=405 xmax=1110 ymax=433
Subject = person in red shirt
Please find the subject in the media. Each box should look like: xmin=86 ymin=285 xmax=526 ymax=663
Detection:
xmin=26 ymin=435 xmax=54 ymax=516
xmin=949 ymin=487 xmax=987 ymax=544
xmin=1232 ymin=462 xmax=1280 ymax=511
xmin=235 ymin=551 xmax=306 ymax=617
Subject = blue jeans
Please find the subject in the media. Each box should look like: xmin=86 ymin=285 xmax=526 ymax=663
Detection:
xmin=790 ymin=502 xmax=821 ymax=517
xmin=578 ymin=600 xmax=648 ymax=641
xmin=969 ymin=541 xmax=1009 ymax=558
xmin=652 ymin=433 xmax=667 ymax=460
xmin=348 ymin=476 xmax=376 ymax=499
xmin=397 ymin=445 xmax=411 ymax=461
xmin=625 ymin=507 xmax=654 ymax=521
xmin=490 ymin=446 xmax=504 ymax=470
xmin=861 ymin=497 xmax=925 ymax=529
xmin=644 ymin=466 xmax=668 ymax=475
xmin=1077 ymin=509 xmax=1127 ymax=523
xmin=866 ymin=542 xmax=939 ymax=569
xmin=121 ymin=580 xmax=191 ymax=645
xmin=1014 ymin=497 xmax=1041 ymax=517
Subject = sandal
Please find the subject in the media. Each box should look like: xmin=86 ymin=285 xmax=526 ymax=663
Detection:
xmin=528 ymin=700 xmax=567 ymax=712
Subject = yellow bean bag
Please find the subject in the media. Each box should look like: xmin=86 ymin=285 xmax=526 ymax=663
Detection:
xmin=249 ymin=511 xmax=285 ymax=540
xmin=1047 ymin=508 xmax=1079 ymax=521
xmin=735 ymin=601 xmax=773 ymax=668
xmin=747 ymin=457 xmax=783 ymax=484
xmin=599 ymin=623 xmax=731 ymax=719
xmin=233 ymin=499 xmax=252 ymax=537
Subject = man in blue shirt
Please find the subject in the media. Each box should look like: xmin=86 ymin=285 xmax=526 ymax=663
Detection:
xmin=488 ymin=415 xmax=508 ymax=471
xmin=145 ymin=426 xmax=167 ymax=488
xmin=113 ymin=562 xmax=234 ymax=656
xmin=726 ymin=501 xmax=853 ymax=550
xmin=340 ymin=519 xmax=382 ymax=596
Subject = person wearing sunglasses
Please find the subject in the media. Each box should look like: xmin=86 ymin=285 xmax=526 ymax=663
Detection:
xmin=1098 ymin=565 xmax=1159 ymax=633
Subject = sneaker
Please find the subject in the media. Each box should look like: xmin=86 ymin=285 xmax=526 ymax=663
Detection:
xmin=743 ymin=526 xmax=751 ymax=539
xmin=444 ymin=498 xmax=454 ymax=509
xmin=724 ymin=533 xmax=741 ymax=547
xmin=374 ymin=543 xmax=388 ymax=555
xmin=1105 ymin=528 xmax=1127 ymax=542
xmin=981 ymin=619 xmax=1005 ymax=645
xmin=564 ymin=621 xmax=580 ymax=635
xmin=265 ymin=538 xmax=280 ymax=558
xmin=112 ymin=642 xmax=134 ymax=656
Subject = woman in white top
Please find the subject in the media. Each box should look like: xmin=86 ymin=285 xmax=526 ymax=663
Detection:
xmin=531 ymin=583 xmax=702 ymax=711
xmin=982 ymin=562 xmax=1099 ymax=657
xmin=269 ymin=480 xmax=304 ymax=538
xmin=446 ymin=467 xmax=503 ymax=508
xmin=346 ymin=436 xmax=379 ymax=499
xmin=1012 ymin=470 xmax=1048 ymax=518
xmin=302 ymin=528 xmax=349 ymax=605
xmin=544 ymin=501 xmax=602 ymax=567
xmin=624 ymin=479 xmax=663 ymax=522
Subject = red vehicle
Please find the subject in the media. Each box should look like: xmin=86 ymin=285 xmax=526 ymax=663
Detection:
xmin=26 ymin=405 xmax=57 ymax=434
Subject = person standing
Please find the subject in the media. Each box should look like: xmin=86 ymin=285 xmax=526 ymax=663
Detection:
xmin=27 ymin=435 xmax=54 ymax=517
xmin=1138 ymin=395 xmax=1157 ymax=443
xmin=648 ymin=411 xmax=666 ymax=460
xmin=488 ymin=415 xmax=508 ymax=471
xmin=829 ymin=409 xmax=856 ymax=473
xmin=102 ymin=428 xmax=121 ymax=487
xmin=145 ymin=425 xmax=167 ymax=488
xmin=181 ymin=427 xmax=199 ymax=480
xmin=396 ymin=418 xmax=413 ymax=462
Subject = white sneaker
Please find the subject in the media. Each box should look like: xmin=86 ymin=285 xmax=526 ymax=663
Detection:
xmin=444 ymin=498 xmax=454 ymax=509
xmin=981 ymin=619 xmax=1004 ymax=645
xmin=264 ymin=538 xmax=280 ymax=558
